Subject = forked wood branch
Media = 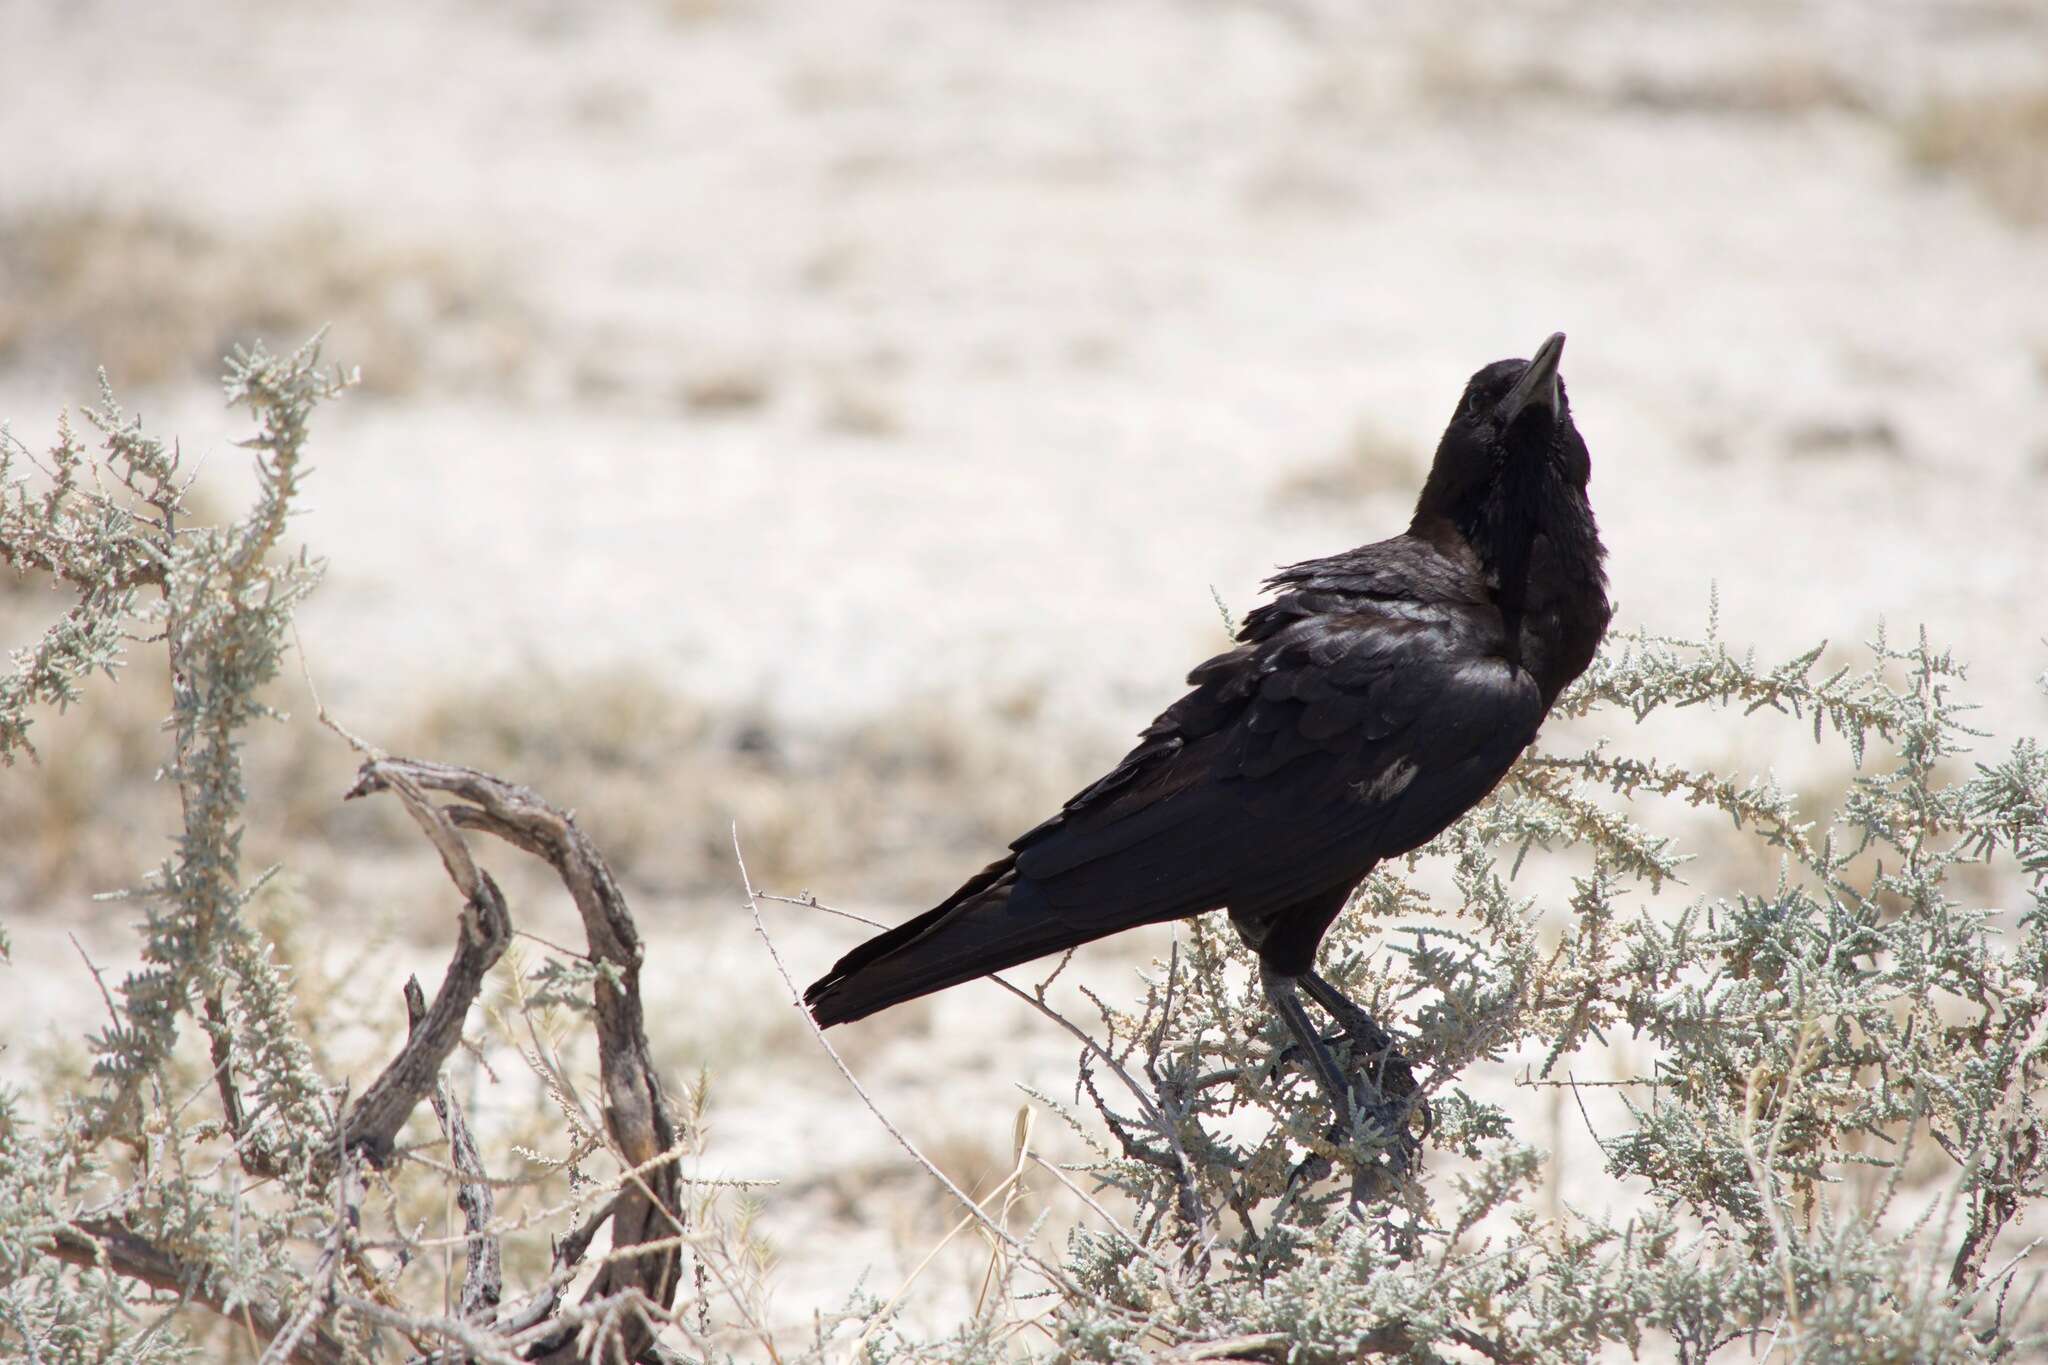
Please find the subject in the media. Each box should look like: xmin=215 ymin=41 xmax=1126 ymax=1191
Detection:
xmin=346 ymin=757 xmax=684 ymax=1362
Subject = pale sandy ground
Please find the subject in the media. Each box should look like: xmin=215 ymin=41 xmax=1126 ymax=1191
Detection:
xmin=4 ymin=0 xmax=2048 ymax=1355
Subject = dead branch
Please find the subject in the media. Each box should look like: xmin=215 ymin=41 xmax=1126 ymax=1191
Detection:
xmin=347 ymin=757 xmax=684 ymax=1363
xmin=45 ymin=1218 xmax=351 ymax=1365
xmin=406 ymin=975 xmax=503 ymax=1320
xmin=491 ymin=1196 xmax=619 ymax=1338
xmin=1162 ymin=1322 xmax=1523 ymax=1363
xmin=339 ymin=763 xmax=513 ymax=1166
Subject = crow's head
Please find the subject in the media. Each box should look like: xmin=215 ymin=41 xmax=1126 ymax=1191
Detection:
xmin=1412 ymin=332 xmax=1591 ymax=544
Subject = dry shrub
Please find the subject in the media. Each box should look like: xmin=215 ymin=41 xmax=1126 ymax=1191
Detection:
xmin=0 ymin=641 xmax=1089 ymax=920
xmin=0 ymin=641 xmax=175 ymax=902
xmin=391 ymin=667 xmax=1086 ymax=900
xmin=1407 ymin=43 xmax=1868 ymax=120
xmin=676 ymin=363 xmax=776 ymax=414
xmin=0 ymin=205 xmax=535 ymax=394
xmin=0 ymin=644 xmax=349 ymax=909
xmin=1270 ymin=422 xmax=1425 ymax=510
xmin=1903 ymin=88 xmax=2048 ymax=226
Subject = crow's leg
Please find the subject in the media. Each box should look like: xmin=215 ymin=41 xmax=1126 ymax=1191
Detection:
xmin=1263 ymin=965 xmax=1423 ymax=1207
xmin=1260 ymin=963 xmax=1358 ymax=1199
xmin=1300 ymin=971 xmax=1394 ymax=1055
xmin=1300 ymin=969 xmax=1427 ymax=1153
xmin=1259 ymin=963 xmax=1356 ymax=1119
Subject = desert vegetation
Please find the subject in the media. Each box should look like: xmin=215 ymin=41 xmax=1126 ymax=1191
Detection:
xmin=6 ymin=1 xmax=2048 ymax=1359
xmin=2 ymin=343 xmax=2043 ymax=1360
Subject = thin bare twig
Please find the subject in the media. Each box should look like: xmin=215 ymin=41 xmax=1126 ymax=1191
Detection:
xmin=734 ymin=827 xmax=1079 ymax=1300
xmin=405 ymin=975 xmax=502 ymax=1320
xmin=763 ymin=888 xmax=1210 ymax=1239
xmin=263 ymin=1096 xmax=361 ymax=1365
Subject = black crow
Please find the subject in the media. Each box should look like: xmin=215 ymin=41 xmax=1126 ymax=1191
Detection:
xmin=806 ymin=333 xmax=1609 ymax=1144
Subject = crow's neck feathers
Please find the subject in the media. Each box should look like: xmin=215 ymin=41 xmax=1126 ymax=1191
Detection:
xmin=1408 ymin=415 xmax=1608 ymax=701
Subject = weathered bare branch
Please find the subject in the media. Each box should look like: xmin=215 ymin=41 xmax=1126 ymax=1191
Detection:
xmin=347 ymin=756 xmax=683 ymax=1362
xmin=1162 ymin=1321 xmax=1523 ymax=1364
xmin=490 ymin=1196 xmax=618 ymax=1339
xmin=337 ymin=764 xmax=513 ymax=1166
xmin=45 ymin=1218 xmax=351 ymax=1365
xmin=406 ymin=975 xmax=503 ymax=1320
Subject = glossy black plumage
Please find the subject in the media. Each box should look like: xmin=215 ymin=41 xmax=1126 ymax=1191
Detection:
xmin=807 ymin=333 xmax=1609 ymax=1030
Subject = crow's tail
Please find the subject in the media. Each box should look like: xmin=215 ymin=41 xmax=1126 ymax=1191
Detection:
xmin=804 ymin=859 xmax=1090 ymax=1027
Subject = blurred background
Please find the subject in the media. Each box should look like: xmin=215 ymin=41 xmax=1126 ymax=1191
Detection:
xmin=4 ymin=0 xmax=2046 ymax=1339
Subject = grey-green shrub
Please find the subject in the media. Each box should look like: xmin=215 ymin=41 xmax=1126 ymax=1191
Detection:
xmin=1033 ymin=619 xmax=2047 ymax=1363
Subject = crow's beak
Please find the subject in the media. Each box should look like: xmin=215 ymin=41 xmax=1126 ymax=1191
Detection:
xmin=1500 ymin=332 xmax=1565 ymax=426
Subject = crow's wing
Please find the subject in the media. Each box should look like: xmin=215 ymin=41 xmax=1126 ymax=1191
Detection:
xmin=1009 ymin=597 xmax=1543 ymax=925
